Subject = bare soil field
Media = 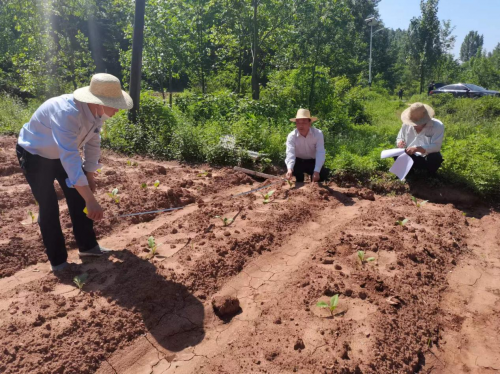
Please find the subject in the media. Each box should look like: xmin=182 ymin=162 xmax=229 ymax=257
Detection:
xmin=0 ymin=135 xmax=499 ymax=374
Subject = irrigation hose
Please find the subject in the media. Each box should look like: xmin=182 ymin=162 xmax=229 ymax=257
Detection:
xmin=83 ymin=178 xmax=287 ymax=219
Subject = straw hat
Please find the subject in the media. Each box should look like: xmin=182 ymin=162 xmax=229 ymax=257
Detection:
xmin=401 ymin=102 xmax=435 ymax=127
xmin=74 ymin=73 xmax=133 ymax=110
xmin=290 ymin=108 xmax=318 ymax=122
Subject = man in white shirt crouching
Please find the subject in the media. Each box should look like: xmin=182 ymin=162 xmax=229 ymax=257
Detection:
xmin=396 ymin=102 xmax=444 ymax=176
xmin=285 ymin=109 xmax=329 ymax=183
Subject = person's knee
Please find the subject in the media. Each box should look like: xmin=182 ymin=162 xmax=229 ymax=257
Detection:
xmin=427 ymin=152 xmax=443 ymax=164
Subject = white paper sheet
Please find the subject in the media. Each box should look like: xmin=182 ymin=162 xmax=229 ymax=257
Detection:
xmin=381 ymin=148 xmax=406 ymax=159
xmin=389 ymin=152 xmax=414 ymax=180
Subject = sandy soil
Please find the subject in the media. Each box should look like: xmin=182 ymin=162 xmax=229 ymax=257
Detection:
xmin=0 ymin=135 xmax=498 ymax=374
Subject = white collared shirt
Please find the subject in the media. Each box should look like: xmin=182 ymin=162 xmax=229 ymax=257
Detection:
xmin=396 ymin=118 xmax=444 ymax=155
xmin=285 ymin=127 xmax=326 ymax=172
xmin=18 ymin=94 xmax=103 ymax=187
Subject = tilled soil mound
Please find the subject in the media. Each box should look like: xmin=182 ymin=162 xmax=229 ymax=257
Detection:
xmin=0 ymin=136 xmax=499 ymax=374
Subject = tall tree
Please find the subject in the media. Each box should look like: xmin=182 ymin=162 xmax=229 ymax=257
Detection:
xmin=460 ymin=31 xmax=484 ymax=62
xmin=406 ymin=0 xmax=442 ymax=93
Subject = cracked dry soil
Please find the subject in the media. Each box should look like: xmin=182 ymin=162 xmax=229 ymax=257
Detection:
xmin=0 ymin=135 xmax=499 ymax=374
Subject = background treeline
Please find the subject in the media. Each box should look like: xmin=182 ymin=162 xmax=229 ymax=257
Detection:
xmin=1 ymin=0 xmax=499 ymax=199
xmin=1 ymin=0 xmax=500 ymax=100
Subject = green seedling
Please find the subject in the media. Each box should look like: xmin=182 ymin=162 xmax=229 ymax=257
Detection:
xmin=198 ymin=171 xmax=209 ymax=177
xmin=28 ymin=210 xmax=35 ymax=224
xmin=215 ymin=215 xmax=233 ymax=226
xmin=141 ymin=183 xmax=147 ymax=189
xmin=357 ymin=250 xmax=375 ymax=264
xmin=73 ymin=273 xmax=88 ymax=291
xmin=462 ymin=212 xmax=467 ymax=217
xmin=148 ymin=236 xmax=157 ymax=258
xmin=260 ymin=190 xmax=275 ymax=204
xmin=108 ymin=188 xmax=120 ymax=203
xmin=286 ymin=179 xmax=294 ymax=188
xmin=317 ymin=294 xmax=340 ymax=317
xmin=396 ymin=218 xmax=409 ymax=226
xmin=154 ymin=180 xmax=160 ymax=189
xmin=126 ymin=160 xmax=138 ymax=167
xmin=96 ymin=168 xmax=102 ymax=173
xmin=411 ymin=196 xmax=428 ymax=208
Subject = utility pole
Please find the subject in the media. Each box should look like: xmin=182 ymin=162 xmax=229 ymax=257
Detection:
xmin=129 ymin=0 xmax=146 ymax=123
xmin=365 ymin=16 xmax=378 ymax=89
xmin=369 ymin=22 xmax=373 ymax=88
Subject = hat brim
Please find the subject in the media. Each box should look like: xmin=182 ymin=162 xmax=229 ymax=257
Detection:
xmin=401 ymin=104 xmax=435 ymax=126
xmin=73 ymin=86 xmax=133 ymax=110
xmin=290 ymin=117 xmax=318 ymax=122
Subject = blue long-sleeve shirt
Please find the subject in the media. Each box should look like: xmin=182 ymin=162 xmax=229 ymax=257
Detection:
xmin=18 ymin=94 xmax=103 ymax=188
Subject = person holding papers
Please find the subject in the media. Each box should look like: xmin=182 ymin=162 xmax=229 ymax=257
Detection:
xmin=285 ymin=109 xmax=329 ymax=183
xmin=396 ymin=102 xmax=444 ymax=176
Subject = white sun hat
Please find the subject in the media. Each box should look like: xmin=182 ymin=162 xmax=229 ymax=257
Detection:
xmin=74 ymin=73 xmax=133 ymax=110
xmin=401 ymin=102 xmax=435 ymax=127
xmin=290 ymin=108 xmax=318 ymax=122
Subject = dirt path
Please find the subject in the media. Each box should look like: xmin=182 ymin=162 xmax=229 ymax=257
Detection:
xmin=1 ymin=135 xmax=499 ymax=374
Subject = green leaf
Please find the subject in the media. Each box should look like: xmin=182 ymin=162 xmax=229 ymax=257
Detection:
xmin=411 ymin=196 xmax=417 ymax=203
xmin=367 ymin=257 xmax=376 ymax=262
xmin=357 ymin=250 xmax=364 ymax=261
xmin=148 ymin=236 xmax=156 ymax=249
xmin=331 ymin=294 xmax=339 ymax=307
xmin=402 ymin=218 xmax=409 ymax=225
xmin=316 ymin=301 xmax=328 ymax=308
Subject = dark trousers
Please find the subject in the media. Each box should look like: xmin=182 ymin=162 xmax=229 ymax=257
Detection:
xmin=394 ymin=152 xmax=443 ymax=175
xmin=16 ymin=144 xmax=98 ymax=266
xmin=293 ymin=157 xmax=330 ymax=182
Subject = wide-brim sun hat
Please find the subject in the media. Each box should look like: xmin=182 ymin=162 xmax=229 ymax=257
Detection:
xmin=290 ymin=108 xmax=318 ymax=122
xmin=74 ymin=73 xmax=133 ymax=110
xmin=401 ymin=102 xmax=435 ymax=127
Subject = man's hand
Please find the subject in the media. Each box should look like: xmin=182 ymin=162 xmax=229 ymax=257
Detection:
xmin=85 ymin=198 xmax=103 ymax=221
xmin=86 ymin=172 xmax=97 ymax=193
xmin=397 ymin=140 xmax=406 ymax=148
xmin=286 ymin=169 xmax=293 ymax=180
xmin=312 ymin=171 xmax=320 ymax=183
xmin=406 ymin=146 xmax=426 ymax=156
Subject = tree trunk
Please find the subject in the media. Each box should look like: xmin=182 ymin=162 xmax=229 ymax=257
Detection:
xmin=309 ymin=9 xmax=323 ymax=110
xmin=197 ymin=3 xmax=205 ymax=94
xmin=251 ymin=0 xmax=259 ymax=100
xmin=159 ymin=74 xmax=165 ymax=103
xmin=169 ymin=67 xmax=173 ymax=107
xmin=237 ymin=28 xmax=243 ymax=95
xmin=419 ymin=61 xmax=425 ymax=94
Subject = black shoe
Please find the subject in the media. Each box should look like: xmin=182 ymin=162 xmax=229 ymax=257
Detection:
xmin=79 ymin=245 xmax=112 ymax=258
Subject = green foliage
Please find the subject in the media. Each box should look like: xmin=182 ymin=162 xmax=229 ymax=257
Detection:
xmin=396 ymin=218 xmax=409 ymax=226
xmin=148 ymin=236 xmax=157 ymax=258
xmin=0 ymin=94 xmax=39 ymax=134
xmin=357 ymin=250 xmax=375 ymax=264
xmin=411 ymin=196 xmax=428 ymax=207
xmin=108 ymin=188 xmax=120 ymax=203
xmin=260 ymin=190 xmax=275 ymax=204
xmin=316 ymin=294 xmax=340 ymax=317
xmin=73 ymin=273 xmax=88 ymax=291
xmin=215 ymin=216 xmax=233 ymax=226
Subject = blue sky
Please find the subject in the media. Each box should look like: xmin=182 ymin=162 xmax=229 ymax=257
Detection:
xmin=377 ymin=0 xmax=500 ymax=58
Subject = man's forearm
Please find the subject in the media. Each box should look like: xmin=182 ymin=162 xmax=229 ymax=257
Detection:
xmin=75 ymin=185 xmax=96 ymax=203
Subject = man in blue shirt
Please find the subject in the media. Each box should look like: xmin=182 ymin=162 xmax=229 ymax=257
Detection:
xmin=16 ymin=74 xmax=133 ymax=272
